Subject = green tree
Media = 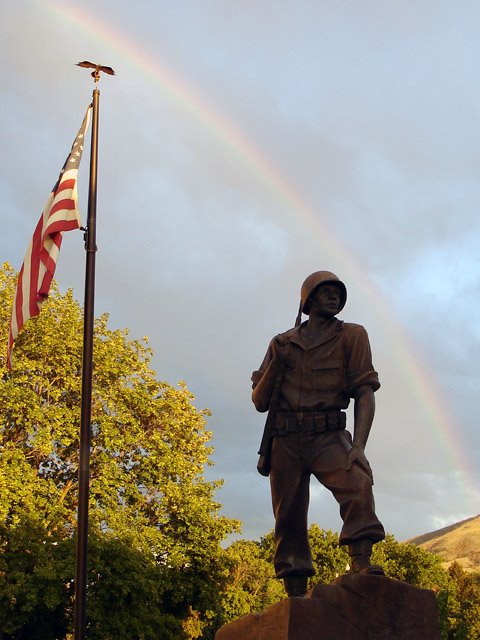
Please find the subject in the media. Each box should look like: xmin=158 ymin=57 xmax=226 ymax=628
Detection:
xmin=223 ymin=525 xmax=350 ymax=612
xmin=0 ymin=262 xmax=239 ymax=640
xmin=307 ymin=525 xmax=350 ymax=586
xmin=446 ymin=563 xmax=480 ymax=640
xmin=371 ymin=535 xmax=449 ymax=589
xmin=258 ymin=525 xmax=350 ymax=591
xmin=219 ymin=539 xmax=283 ymax=623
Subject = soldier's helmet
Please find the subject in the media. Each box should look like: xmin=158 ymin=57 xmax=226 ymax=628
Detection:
xmin=300 ymin=271 xmax=347 ymax=315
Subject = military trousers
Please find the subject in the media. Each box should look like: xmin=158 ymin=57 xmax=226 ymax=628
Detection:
xmin=269 ymin=429 xmax=385 ymax=578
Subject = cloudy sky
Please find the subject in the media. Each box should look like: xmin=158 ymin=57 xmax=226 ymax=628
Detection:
xmin=2 ymin=0 xmax=480 ymax=543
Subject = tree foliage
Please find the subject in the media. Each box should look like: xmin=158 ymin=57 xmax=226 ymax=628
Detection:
xmin=0 ymin=262 xmax=239 ymax=639
xmin=371 ymin=534 xmax=450 ymax=589
xmin=219 ymin=539 xmax=283 ymax=623
xmin=445 ymin=563 xmax=480 ymax=640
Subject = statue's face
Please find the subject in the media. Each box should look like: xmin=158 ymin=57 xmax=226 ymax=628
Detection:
xmin=308 ymin=283 xmax=342 ymax=318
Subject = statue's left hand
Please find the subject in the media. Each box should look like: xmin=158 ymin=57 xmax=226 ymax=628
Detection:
xmin=346 ymin=444 xmax=373 ymax=482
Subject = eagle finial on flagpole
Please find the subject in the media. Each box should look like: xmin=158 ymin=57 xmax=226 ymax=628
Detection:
xmin=76 ymin=61 xmax=115 ymax=86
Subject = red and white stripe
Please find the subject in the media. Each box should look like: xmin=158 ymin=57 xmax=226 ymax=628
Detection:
xmin=7 ymin=107 xmax=91 ymax=369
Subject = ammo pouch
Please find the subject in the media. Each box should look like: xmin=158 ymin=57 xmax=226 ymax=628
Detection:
xmin=274 ymin=409 xmax=346 ymax=435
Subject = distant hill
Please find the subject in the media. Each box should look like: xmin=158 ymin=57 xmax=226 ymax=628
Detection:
xmin=407 ymin=515 xmax=480 ymax=572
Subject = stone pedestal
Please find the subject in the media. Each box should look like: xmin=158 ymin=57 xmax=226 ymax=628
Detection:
xmin=215 ymin=574 xmax=440 ymax=640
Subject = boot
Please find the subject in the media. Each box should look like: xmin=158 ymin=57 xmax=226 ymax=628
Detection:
xmin=283 ymin=575 xmax=308 ymax=597
xmin=348 ymin=539 xmax=385 ymax=576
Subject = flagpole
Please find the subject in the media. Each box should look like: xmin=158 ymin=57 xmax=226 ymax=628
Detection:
xmin=73 ymin=80 xmax=100 ymax=640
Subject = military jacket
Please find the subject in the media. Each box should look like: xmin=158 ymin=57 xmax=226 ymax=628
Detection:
xmin=252 ymin=318 xmax=380 ymax=413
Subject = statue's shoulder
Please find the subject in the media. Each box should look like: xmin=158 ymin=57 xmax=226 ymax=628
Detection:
xmin=274 ymin=326 xmax=298 ymax=346
xmin=341 ymin=322 xmax=369 ymax=340
xmin=342 ymin=321 xmax=364 ymax=331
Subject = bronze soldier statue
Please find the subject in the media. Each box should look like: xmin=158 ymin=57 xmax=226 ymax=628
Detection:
xmin=252 ymin=271 xmax=385 ymax=598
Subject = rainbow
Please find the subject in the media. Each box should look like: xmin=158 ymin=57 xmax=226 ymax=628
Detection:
xmin=39 ymin=0 xmax=477 ymax=508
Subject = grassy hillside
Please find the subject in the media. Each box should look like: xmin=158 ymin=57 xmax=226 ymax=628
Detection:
xmin=408 ymin=515 xmax=480 ymax=572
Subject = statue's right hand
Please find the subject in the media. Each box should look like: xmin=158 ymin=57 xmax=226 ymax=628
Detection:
xmin=271 ymin=335 xmax=289 ymax=363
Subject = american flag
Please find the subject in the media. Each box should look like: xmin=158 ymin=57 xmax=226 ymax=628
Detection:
xmin=7 ymin=105 xmax=92 ymax=369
